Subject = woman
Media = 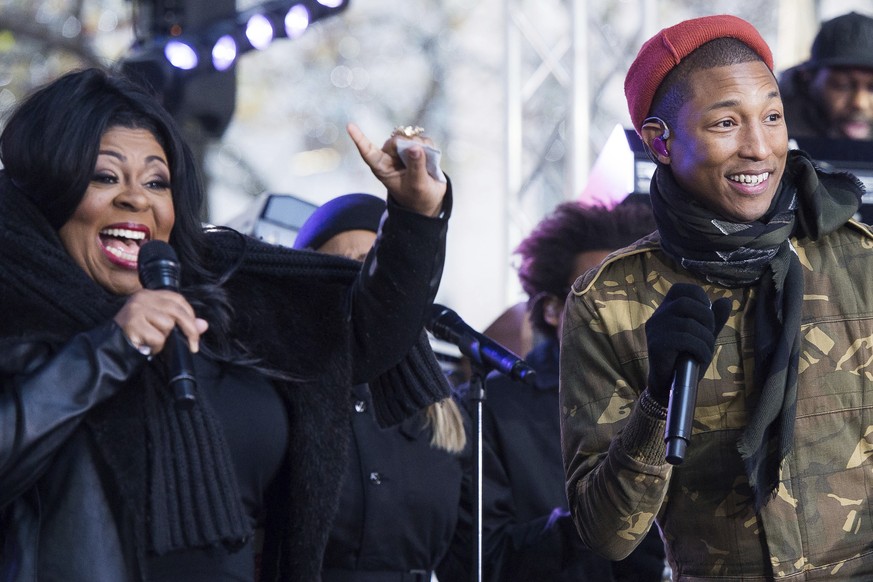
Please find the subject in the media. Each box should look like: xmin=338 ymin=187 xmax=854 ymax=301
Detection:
xmin=0 ymin=68 xmax=450 ymax=581
xmin=293 ymin=193 xmax=467 ymax=581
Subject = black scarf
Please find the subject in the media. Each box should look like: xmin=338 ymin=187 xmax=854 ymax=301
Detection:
xmin=0 ymin=175 xmax=252 ymax=560
xmin=650 ymin=150 xmax=863 ymax=508
xmin=0 ymin=172 xmax=450 ymax=577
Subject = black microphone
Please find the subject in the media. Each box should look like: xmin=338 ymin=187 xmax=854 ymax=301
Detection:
xmin=427 ymin=303 xmax=536 ymax=385
xmin=137 ymin=241 xmax=197 ymax=409
xmin=664 ymin=355 xmax=699 ymax=465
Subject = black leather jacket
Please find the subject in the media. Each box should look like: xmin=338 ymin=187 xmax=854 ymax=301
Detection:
xmin=0 ymin=323 xmax=148 ymax=580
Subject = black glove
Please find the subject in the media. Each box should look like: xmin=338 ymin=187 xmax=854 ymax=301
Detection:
xmin=645 ymin=283 xmax=731 ymax=406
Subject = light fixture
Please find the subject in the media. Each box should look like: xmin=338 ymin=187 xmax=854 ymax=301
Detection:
xmin=122 ymin=0 xmax=350 ymax=80
xmin=284 ymin=4 xmax=310 ymax=39
xmin=245 ymin=13 xmax=274 ymax=50
xmin=164 ymin=40 xmax=199 ymax=70
xmin=211 ymin=34 xmax=238 ymax=71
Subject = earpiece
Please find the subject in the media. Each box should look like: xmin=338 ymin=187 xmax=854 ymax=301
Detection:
xmin=643 ymin=116 xmax=671 ymax=159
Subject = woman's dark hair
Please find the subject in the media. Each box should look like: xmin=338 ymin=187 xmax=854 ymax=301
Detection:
xmin=0 ymin=68 xmax=204 ymax=265
xmin=0 ymin=68 xmax=239 ymax=358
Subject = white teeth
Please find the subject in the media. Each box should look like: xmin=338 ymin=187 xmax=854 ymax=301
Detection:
xmin=100 ymin=228 xmax=147 ymax=240
xmin=105 ymin=245 xmax=138 ymax=261
xmin=729 ymin=172 xmax=769 ymax=185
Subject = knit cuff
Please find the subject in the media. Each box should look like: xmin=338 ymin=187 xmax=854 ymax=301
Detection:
xmin=386 ymin=176 xmax=454 ymax=220
xmin=619 ymin=391 xmax=668 ymax=465
xmin=368 ymin=330 xmax=451 ymax=427
xmin=638 ymin=389 xmax=668 ymax=419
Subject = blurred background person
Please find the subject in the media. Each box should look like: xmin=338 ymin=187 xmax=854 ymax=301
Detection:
xmin=293 ymin=192 xmax=469 ymax=582
xmin=779 ymin=11 xmax=873 ymax=140
xmin=445 ymin=200 xmax=667 ymax=581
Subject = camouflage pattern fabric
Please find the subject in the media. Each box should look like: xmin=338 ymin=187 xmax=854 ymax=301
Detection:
xmin=560 ymin=222 xmax=873 ymax=580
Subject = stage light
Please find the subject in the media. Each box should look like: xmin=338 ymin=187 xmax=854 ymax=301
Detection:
xmin=125 ymin=0 xmax=348 ymax=88
xmin=245 ymin=13 xmax=274 ymax=50
xmin=164 ymin=40 xmax=199 ymax=70
xmin=211 ymin=34 xmax=238 ymax=71
xmin=284 ymin=4 xmax=310 ymax=39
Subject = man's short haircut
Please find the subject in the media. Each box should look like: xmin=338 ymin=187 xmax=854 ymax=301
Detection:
xmin=650 ymin=37 xmax=768 ymax=129
xmin=516 ymin=201 xmax=656 ymax=336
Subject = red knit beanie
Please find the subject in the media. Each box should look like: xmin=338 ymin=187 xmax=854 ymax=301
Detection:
xmin=624 ymin=14 xmax=773 ymax=135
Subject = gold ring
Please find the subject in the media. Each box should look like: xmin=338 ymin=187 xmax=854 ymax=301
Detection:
xmin=392 ymin=125 xmax=425 ymax=138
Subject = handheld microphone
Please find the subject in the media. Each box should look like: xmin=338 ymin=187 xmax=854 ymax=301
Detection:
xmin=137 ymin=241 xmax=197 ymax=409
xmin=427 ymin=303 xmax=536 ymax=385
xmin=664 ymin=355 xmax=699 ymax=465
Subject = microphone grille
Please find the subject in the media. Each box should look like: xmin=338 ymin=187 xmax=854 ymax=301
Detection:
xmin=427 ymin=303 xmax=464 ymax=344
xmin=138 ymin=240 xmax=178 ymax=267
xmin=138 ymin=240 xmax=181 ymax=291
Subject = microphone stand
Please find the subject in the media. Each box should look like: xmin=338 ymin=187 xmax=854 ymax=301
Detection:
xmin=461 ymin=356 xmax=534 ymax=582
xmin=426 ymin=303 xmax=536 ymax=581
xmin=468 ymin=363 xmax=487 ymax=582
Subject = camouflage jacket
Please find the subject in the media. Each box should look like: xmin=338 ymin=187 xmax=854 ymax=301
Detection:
xmin=560 ymin=221 xmax=873 ymax=581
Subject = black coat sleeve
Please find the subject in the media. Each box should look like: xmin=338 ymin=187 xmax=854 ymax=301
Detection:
xmin=0 ymin=322 xmax=146 ymax=509
xmin=348 ymin=186 xmax=451 ymax=384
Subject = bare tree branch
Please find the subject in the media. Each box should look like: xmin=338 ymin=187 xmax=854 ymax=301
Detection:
xmin=0 ymin=9 xmax=105 ymax=69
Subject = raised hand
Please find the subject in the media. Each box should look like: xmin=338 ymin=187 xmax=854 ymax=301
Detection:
xmin=347 ymin=122 xmax=447 ymax=217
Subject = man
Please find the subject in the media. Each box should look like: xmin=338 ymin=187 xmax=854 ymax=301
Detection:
xmin=780 ymin=12 xmax=873 ymax=140
xmin=462 ymin=201 xmax=665 ymax=581
xmin=560 ymin=14 xmax=873 ymax=580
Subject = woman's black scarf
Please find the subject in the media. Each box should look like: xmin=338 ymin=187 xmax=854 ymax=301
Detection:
xmin=650 ymin=150 xmax=863 ymax=509
xmin=0 ymin=172 xmax=451 ymax=576
xmin=0 ymin=175 xmax=252 ymax=560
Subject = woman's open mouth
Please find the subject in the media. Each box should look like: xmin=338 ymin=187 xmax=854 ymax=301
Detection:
xmin=98 ymin=224 xmax=151 ymax=268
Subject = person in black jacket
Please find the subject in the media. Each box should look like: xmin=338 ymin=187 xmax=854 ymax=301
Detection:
xmin=779 ymin=12 xmax=873 ymax=140
xmin=293 ymin=193 xmax=467 ymax=581
xmin=446 ymin=201 xmax=666 ymax=581
xmin=0 ymin=68 xmax=450 ymax=581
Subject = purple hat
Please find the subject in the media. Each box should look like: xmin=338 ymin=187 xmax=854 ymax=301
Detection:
xmin=293 ymin=193 xmax=386 ymax=250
